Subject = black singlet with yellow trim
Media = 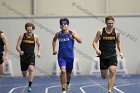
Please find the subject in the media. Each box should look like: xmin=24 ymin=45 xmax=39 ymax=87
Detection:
xmin=20 ymin=33 xmax=35 ymax=55
xmin=99 ymin=27 xmax=117 ymax=58
xmin=0 ymin=31 xmax=4 ymax=53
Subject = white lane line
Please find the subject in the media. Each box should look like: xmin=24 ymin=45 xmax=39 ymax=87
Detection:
xmin=84 ymin=76 xmax=108 ymax=91
xmin=80 ymin=84 xmax=105 ymax=93
xmin=45 ymin=84 xmax=60 ymax=93
xmin=8 ymin=83 xmax=51 ymax=93
xmin=45 ymin=82 xmax=91 ymax=93
xmin=113 ymin=83 xmax=140 ymax=93
xmin=8 ymin=85 xmax=27 ymax=93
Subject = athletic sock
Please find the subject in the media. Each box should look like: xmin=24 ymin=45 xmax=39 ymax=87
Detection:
xmin=62 ymin=88 xmax=65 ymax=91
xmin=61 ymin=84 xmax=66 ymax=91
xmin=67 ymin=82 xmax=70 ymax=85
xmin=29 ymin=81 xmax=32 ymax=87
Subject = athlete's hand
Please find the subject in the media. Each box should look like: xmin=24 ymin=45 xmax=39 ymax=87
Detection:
xmin=37 ymin=53 xmax=41 ymax=58
xmin=119 ymin=52 xmax=124 ymax=59
xmin=20 ymin=51 xmax=24 ymax=56
xmin=96 ymin=49 xmax=101 ymax=56
xmin=53 ymin=51 xmax=57 ymax=55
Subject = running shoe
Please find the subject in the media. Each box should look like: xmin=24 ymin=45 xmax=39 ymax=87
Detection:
xmin=27 ymin=86 xmax=32 ymax=92
xmin=66 ymin=84 xmax=71 ymax=91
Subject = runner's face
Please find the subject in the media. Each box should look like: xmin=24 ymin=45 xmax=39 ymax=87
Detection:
xmin=60 ymin=24 xmax=69 ymax=31
xmin=106 ymin=20 xmax=114 ymax=28
xmin=26 ymin=26 xmax=33 ymax=34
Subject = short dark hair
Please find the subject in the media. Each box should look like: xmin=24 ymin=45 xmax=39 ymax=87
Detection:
xmin=25 ymin=22 xmax=35 ymax=30
xmin=59 ymin=18 xmax=69 ymax=25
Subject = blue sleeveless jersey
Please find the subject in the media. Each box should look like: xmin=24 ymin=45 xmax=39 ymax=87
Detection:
xmin=58 ymin=31 xmax=74 ymax=58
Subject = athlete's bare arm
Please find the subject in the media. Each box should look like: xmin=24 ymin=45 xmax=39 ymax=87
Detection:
xmin=1 ymin=33 xmax=9 ymax=62
xmin=93 ymin=29 xmax=102 ymax=56
xmin=52 ymin=32 xmax=59 ymax=55
xmin=116 ymin=30 xmax=124 ymax=59
xmin=69 ymin=30 xmax=82 ymax=43
xmin=35 ymin=34 xmax=41 ymax=58
xmin=16 ymin=34 xmax=24 ymax=56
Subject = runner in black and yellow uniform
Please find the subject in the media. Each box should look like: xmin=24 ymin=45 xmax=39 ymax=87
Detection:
xmin=20 ymin=33 xmax=35 ymax=71
xmin=99 ymin=27 xmax=118 ymax=70
xmin=16 ymin=22 xmax=41 ymax=92
xmin=0 ymin=31 xmax=8 ymax=77
xmin=93 ymin=16 xmax=124 ymax=93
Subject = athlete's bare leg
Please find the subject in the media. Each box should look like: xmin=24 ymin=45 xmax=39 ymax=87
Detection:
xmin=101 ymin=69 xmax=108 ymax=79
xmin=28 ymin=65 xmax=34 ymax=83
xmin=0 ymin=64 xmax=4 ymax=77
xmin=22 ymin=71 xmax=27 ymax=77
xmin=108 ymin=65 xmax=117 ymax=92
xmin=66 ymin=72 xmax=72 ymax=83
xmin=66 ymin=72 xmax=72 ymax=90
xmin=60 ymin=66 xmax=66 ymax=92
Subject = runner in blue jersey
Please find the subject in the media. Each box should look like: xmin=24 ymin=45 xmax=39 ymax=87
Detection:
xmin=52 ymin=18 xmax=82 ymax=93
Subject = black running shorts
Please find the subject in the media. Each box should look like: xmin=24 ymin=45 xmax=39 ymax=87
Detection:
xmin=20 ymin=54 xmax=35 ymax=71
xmin=100 ymin=56 xmax=118 ymax=70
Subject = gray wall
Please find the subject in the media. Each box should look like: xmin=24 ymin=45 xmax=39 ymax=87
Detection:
xmin=1 ymin=0 xmax=140 ymax=16
xmin=0 ymin=16 xmax=140 ymax=76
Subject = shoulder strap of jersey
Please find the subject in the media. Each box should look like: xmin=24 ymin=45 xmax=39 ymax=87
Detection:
xmin=112 ymin=28 xmax=115 ymax=33
xmin=101 ymin=27 xmax=105 ymax=36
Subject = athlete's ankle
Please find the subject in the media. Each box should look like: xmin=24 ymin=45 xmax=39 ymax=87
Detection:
xmin=62 ymin=88 xmax=66 ymax=91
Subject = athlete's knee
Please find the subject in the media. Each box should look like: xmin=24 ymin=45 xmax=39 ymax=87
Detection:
xmin=109 ymin=71 xmax=116 ymax=79
xmin=60 ymin=67 xmax=66 ymax=75
xmin=109 ymin=69 xmax=116 ymax=75
xmin=28 ymin=66 xmax=34 ymax=72
xmin=61 ymin=71 xmax=66 ymax=75
xmin=66 ymin=72 xmax=72 ymax=75
xmin=109 ymin=66 xmax=117 ymax=75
